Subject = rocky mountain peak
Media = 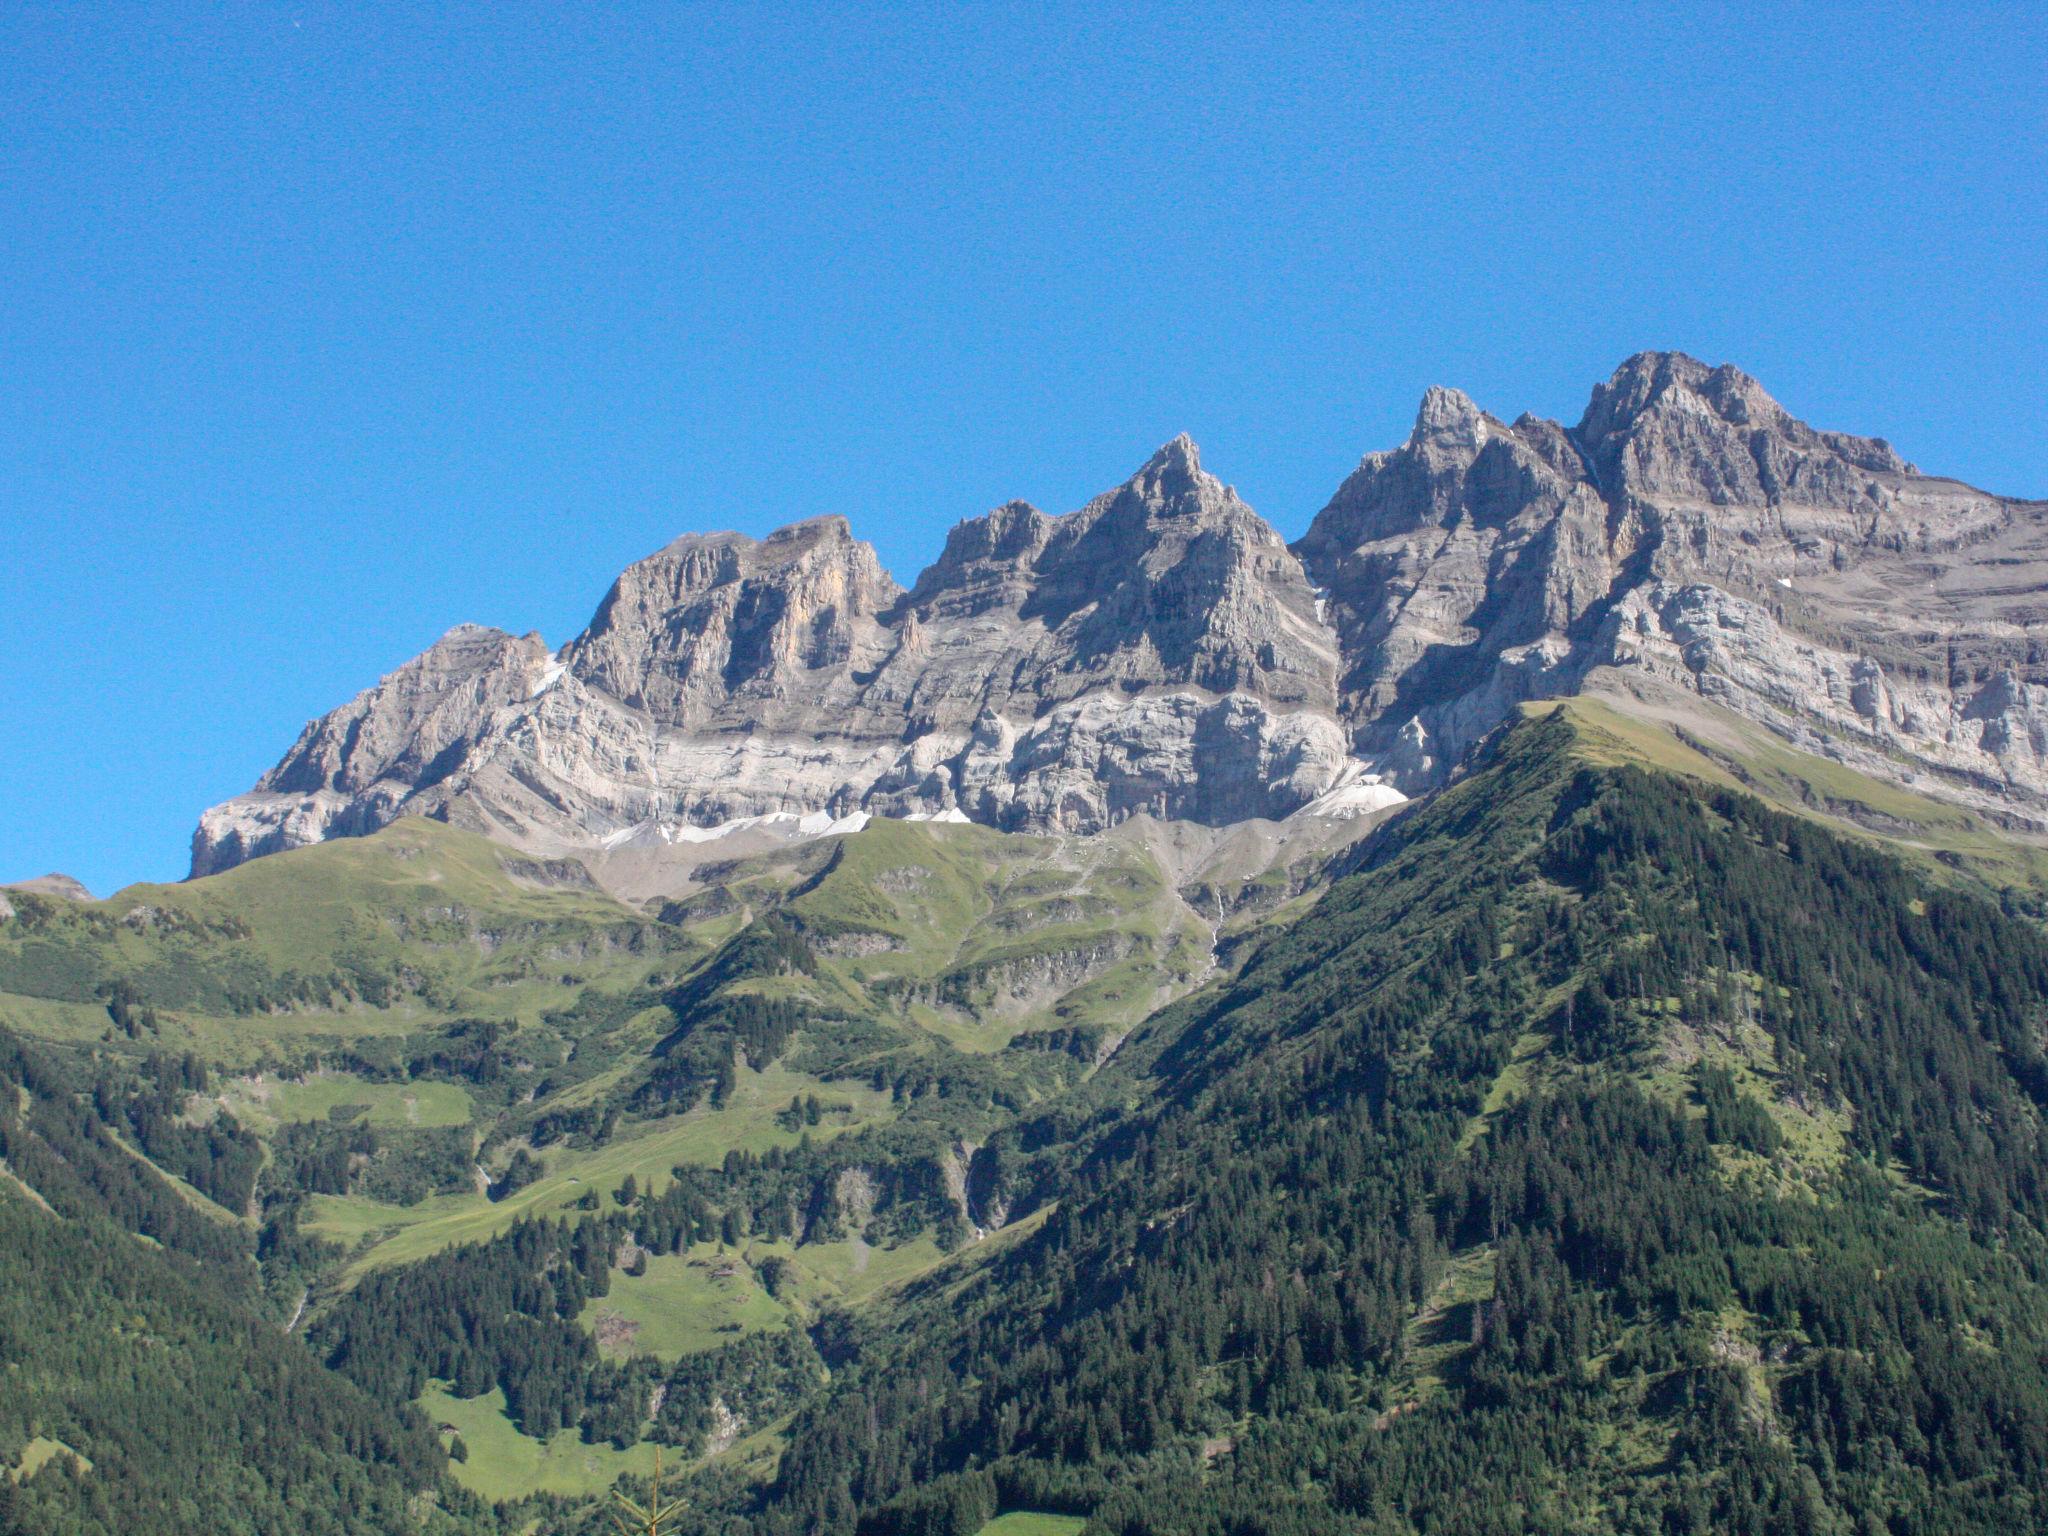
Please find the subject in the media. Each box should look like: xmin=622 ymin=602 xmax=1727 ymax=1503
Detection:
xmin=912 ymin=439 xmax=1287 ymax=624
xmin=1131 ymin=432 xmax=1207 ymax=502
xmin=1059 ymin=435 xmax=1247 ymax=551
xmin=635 ymin=512 xmax=886 ymax=591
xmin=190 ymin=623 xmax=552 ymax=876
xmin=1409 ymin=384 xmax=1491 ymax=456
xmin=1295 ymin=384 xmax=1577 ymax=560
xmin=258 ymin=624 xmax=550 ymax=801
xmin=756 ymin=512 xmax=861 ymax=555
xmin=1293 ymin=352 xmax=2046 ymax=827
xmin=190 ymin=352 xmax=2048 ymax=876
xmin=1575 ymin=350 xmax=1913 ymax=507
xmin=905 ymin=500 xmax=1057 ymax=617
xmin=1581 ymin=349 xmax=1765 ymax=426
xmin=564 ymin=514 xmax=902 ymax=721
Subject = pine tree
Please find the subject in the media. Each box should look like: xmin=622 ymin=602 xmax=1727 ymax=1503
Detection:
xmin=609 ymin=1444 xmax=686 ymax=1535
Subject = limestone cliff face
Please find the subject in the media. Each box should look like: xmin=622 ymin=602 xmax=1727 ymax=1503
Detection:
xmin=862 ymin=435 xmax=1346 ymax=830
xmin=190 ymin=625 xmax=554 ymax=875
xmin=563 ymin=516 xmax=903 ymax=726
xmin=192 ymin=353 xmax=2048 ymax=875
xmin=1295 ymin=351 xmax=2048 ymax=818
xmin=193 ymin=438 xmax=1357 ymax=871
xmin=1292 ymin=385 xmax=1622 ymax=781
xmin=902 ymin=434 xmax=1337 ymax=712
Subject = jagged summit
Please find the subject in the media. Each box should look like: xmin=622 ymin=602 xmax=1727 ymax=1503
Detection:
xmin=565 ymin=506 xmax=900 ymax=721
xmin=1575 ymin=349 xmax=1916 ymax=501
xmin=195 ymin=434 xmax=1354 ymax=873
xmin=649 ymin=512 xmax=864 ymax=560
xmin=1129 ymin=431 xmax=1208 ymax=499
xmin=1089 ymin=433 xmax=1246 ymax=530
xmin=1144 ymin=429 xmax=1201 ymax=468
xmin=1578 ymin=350 xmax=1891 ymax=456
xmin=192 ymin=355 xmax=2048 ymax=876
xmin=1581 ymin=349 xmax=1767 ymax=428
xmin=1294 ymin=350 xmax=2044 ymax=803
xmin=1408 ymin=384 xmax=1493 ymax=453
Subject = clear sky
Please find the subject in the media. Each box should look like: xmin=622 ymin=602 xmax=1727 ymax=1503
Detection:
xmin=3 ymin=4 xmax=2044 ymax=894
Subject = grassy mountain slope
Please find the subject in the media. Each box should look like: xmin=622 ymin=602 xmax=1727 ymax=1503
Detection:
xmin=1563 ymin=689 xmax=2048 ymax=908
xmin=0 ymin=810 xmax=1256 ymax=1520
xmin=663 ymin=814 xmax=1216 ymax=1051
xmin=5 ymin=706 xmax=2048 ymax=1532
xmin=0 ymin=818 xmax=683 ymax=1061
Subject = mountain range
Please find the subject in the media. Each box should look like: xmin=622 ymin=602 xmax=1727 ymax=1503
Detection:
xmin=193 ymin=351 xmax=2048 ymax=882
xmin=6 ymin=353 xmax=2048 ymax=1536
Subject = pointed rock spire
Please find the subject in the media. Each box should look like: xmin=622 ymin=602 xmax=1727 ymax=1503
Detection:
xmin=1122 ymin=432 xmax=1217 ymax=512
xmin=1410 ymin=385 xmax=1489 ymax=451
xmin=1143 ymin=431 xmax=1202 ymax=475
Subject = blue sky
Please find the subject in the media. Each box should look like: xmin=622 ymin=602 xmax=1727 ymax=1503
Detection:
xmin=3 ymin=4 xmax=2044 ymax=894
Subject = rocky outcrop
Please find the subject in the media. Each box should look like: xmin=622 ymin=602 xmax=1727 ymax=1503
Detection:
xmin=1292 ymin=384 xmax=1620 ymax=781
xmin=1295 ymin=352 xmax=2048 ymax=821
xmin=893 ymin=436 xmax=1335 ymax=712
xmin=191 ymin=625 xmax=555 ymax=875
xmin=874 ymin=436 xmax=1348 ymax=829
xmin=2 ymin=873 xmax=95 ymax=903
xmin=564 ymin=516 xmax=902 ymax=726
xmin=194 ymin=439 xmax=1361 ymax=872
xmin=192 ymin=353 xmax=2048 ymax=874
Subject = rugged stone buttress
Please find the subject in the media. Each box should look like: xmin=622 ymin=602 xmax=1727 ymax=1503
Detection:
xmin=192 ymin=353 xmax=2048 ymax=875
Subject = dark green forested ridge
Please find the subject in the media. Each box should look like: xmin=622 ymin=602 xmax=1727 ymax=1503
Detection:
xmin=0 ymin=1030 xmax=496 ymax=1536
xmin=717 ymin=710 xmax=2048 ymax=1535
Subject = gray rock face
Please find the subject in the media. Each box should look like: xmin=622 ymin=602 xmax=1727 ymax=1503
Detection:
xmin=564 ymin=516 xmax=903 ymax=725
xmin=194 ymin=438 xmax=1358 ymax=872
xmin=0 ymin=873 xmax=96 ymax=905
xmin=1295 ymin=351 xmax=2048 ymax=819
xmin=863 ymin=435 xmax=1346 ymax=829
xmin=193 ymin=353 xmax=2048 ymax=875
xmin=191 ymin=625 xmax=554 ymax=875
xmin=1292 ymin=384 xmax=1619 ymax=781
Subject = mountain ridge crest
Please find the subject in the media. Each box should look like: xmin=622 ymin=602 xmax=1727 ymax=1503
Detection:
xmin=191 ymin=353 xmax=2048 ymax=876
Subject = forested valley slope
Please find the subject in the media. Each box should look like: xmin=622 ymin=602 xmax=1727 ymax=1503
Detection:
xmin=5 ymin=701 xmax=2048 ymax=1534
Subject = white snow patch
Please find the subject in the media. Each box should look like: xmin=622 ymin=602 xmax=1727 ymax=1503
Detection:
xmin=797 ymin=810 xmax=871 ymax=837
xmin=1775 ymin=577 xmax=1792 ymax=589
xmin=530 ymin=659 xmax=568 ymax=698
xmin=904 ymin=807 xmax=972 ymax=825
xmin=601 ymin=808 xmax=869 ymax=851
xmin=1292 ymin=762 xmax=1408 ymax=821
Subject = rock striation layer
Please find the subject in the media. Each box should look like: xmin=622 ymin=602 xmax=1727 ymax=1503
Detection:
xmin=1294 ymin=352 xmax=2048 ymax=819
xmin=193 ymin=354 xmax=2048 ymax=875
xmin=194 ymin=438 xmax=1356 ymax=873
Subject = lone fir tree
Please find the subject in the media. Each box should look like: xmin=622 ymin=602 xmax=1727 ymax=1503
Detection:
xmin=609 ymin=1445 xmax=686 ymax=1536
